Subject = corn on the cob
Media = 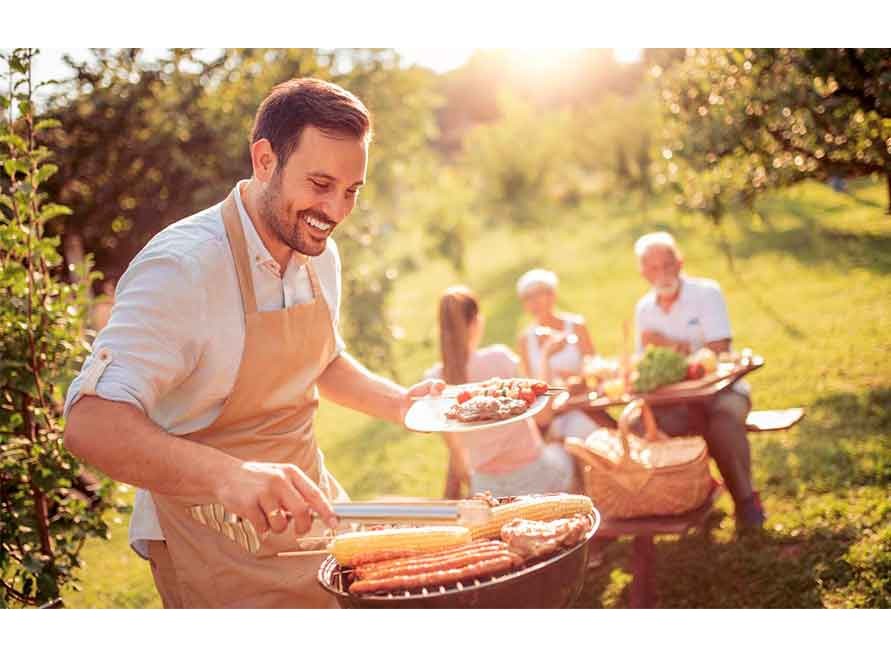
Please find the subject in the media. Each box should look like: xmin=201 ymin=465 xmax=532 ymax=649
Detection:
xmin=468 ymin=494 xmax=593 ymax=540
xmin=330 ymin=525 xmax=471 ymax=566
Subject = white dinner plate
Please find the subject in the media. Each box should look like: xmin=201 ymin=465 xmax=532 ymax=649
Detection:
xmin=404 ymin=392 xmax=550 ymax=433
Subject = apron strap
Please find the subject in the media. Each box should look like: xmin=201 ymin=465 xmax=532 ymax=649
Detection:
xmin=305 ymin=259 xmax=322 ymax=301
xmin=221 ymin=190 xmax=259 ymax=315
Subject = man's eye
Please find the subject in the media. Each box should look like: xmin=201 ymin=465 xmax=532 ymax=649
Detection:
xmin=311 ymin=180 xmax=330 ymax=191
xmin=346 ymin=188 xmax=359 ymax=197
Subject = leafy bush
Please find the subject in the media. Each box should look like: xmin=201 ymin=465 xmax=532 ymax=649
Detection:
xmin=461 ymin=93 xmax=575 ymax=226
xmin=0 ymin=48 xmax=121 ymax=608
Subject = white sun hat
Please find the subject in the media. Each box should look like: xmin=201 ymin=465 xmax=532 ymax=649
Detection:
xmin=516 ymin=269 xmax=559 ymax=297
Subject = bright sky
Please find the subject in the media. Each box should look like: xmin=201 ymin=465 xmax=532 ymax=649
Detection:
xmin=30 ymin=48 xmax=642 ymax=84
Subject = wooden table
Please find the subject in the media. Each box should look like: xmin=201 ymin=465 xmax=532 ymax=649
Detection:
xmin=554 ymin=356 xmax=765 ymax=415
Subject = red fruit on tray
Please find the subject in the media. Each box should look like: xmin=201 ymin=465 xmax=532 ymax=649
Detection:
xmin=457 ymin=390 xmax=472 ymax=404
xmin=686 ymin=363 xmax=706 ymax=380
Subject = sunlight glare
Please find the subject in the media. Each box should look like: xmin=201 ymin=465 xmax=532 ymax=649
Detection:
xmin=613 ymin=48 xmax=642 ymax=64
xmin=505 ymin=48 xmax=581 ymax=73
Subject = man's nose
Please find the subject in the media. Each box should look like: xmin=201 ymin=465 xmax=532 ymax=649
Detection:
xmin=319 ymin=198 xmax=350 ymax=223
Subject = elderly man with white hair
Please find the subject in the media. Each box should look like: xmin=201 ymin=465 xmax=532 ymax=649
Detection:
xmin=632 ymin=231 xmax=765 ymax=529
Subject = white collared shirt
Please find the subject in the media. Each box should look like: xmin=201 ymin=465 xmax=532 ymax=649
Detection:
xmin=634 ymin=274 xmax=749 ymax=395
xmin=63 ymin=181 xmax=345 ymax=557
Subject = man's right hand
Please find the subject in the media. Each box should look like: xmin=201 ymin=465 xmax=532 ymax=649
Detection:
xmin=215 ymin=461 xmax=339 ymax=536
xmin=641 ymin=330 xmax=691 ymax=355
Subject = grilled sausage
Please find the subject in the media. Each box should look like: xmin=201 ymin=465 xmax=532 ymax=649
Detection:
xmin=349 ymin=552 xmax=524 ymax=595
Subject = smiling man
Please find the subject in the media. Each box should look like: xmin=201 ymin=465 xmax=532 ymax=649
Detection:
xmin=62 ymin=79 xmax=444 ymax=608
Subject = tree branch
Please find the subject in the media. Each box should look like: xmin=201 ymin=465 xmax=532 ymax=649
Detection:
xmin=0 ymin=575 xmax=40 ymax=607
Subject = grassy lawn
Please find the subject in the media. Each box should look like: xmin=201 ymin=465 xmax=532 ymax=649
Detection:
xmin=64 ymin=178 xmax=891 ymax=608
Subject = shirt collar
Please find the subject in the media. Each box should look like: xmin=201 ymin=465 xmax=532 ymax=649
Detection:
xmin=232 ymin=180 xmax=309 ymax=277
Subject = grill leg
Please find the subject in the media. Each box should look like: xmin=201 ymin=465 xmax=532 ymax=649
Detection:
xmin=630 ymin=535 xmax=655 ymax=608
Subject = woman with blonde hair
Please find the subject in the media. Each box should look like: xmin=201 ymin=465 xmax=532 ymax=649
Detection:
xmin=425 ymin=286 xmax=578 ymax=499
xmin=516 ymin=269 xmax=608 ymax=439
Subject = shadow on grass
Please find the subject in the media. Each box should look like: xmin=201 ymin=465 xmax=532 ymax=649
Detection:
xmin=729 ymin=198 xmax=891 ymax=276
xmin=726 ymin=264 xmax=806 ymax=339
xmin=757 ymin=387 xmax=891 ymax=496
xmin=576 ymin=386 xmax=891 ymax=608
xmin=576 ymin=515 xmax=857 ymax=608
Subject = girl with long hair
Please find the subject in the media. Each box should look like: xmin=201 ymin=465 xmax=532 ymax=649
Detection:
xmin=426 ymin=286 xmax=578 ymax=498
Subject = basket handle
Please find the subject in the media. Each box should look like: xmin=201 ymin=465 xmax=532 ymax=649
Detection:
xmin=617 ymin=399 xmax=666 ymax=450
xmin=564 ymin=436 xmax=621 ymax=470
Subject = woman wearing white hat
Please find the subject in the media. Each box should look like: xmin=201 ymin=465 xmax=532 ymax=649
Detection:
xmin=515 ymin=269 xmax=603 ymax=440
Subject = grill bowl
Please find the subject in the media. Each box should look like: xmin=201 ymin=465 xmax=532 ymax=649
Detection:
xmin=317 ymin=507 xmax=600 ymax=609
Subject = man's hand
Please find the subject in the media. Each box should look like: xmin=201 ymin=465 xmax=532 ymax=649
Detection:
xmin=401 ymin=378 xmax=446 ymax=422
xmin=215 ymin=461 xmax=339 ymax=536
xmin=640 ymin=330 xmax=691 ymax=355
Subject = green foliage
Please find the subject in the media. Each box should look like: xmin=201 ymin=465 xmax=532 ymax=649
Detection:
xmin=657 ymin=48 xmax=891 ymax=219
xmin=632 ymin=345 xmax=688 ymax=393
xmin=571 ymin=89 xmax=661 ymax=200
xmin=461 ymin=93 xmax=575 ymax=226
xmin=41 ymin=48 xmax=443 ymax=376
xmin=0 ymin=49 xmax=123 ymax=608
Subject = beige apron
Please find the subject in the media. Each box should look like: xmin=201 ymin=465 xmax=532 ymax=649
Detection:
xmin=152 ymin=191 xmax=349 ymax=608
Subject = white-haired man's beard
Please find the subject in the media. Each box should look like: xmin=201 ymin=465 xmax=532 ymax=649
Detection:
xmin=653 ymin=277 xmax=680 ymax=299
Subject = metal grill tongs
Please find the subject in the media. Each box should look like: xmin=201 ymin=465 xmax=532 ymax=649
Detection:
xmin=187 ymin=500 xmax=494 ymax=557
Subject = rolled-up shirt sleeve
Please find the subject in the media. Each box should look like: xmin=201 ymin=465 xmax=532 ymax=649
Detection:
xmin=64 ymin=250 xmax=206 ymax=419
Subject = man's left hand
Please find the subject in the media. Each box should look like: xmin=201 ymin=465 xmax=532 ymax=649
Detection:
xmin=400 ymin=378 xmax=446 ymax=421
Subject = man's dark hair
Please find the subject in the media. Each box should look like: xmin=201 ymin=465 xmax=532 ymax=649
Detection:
xmin=251 ymin=78 xmax=372 ymax=168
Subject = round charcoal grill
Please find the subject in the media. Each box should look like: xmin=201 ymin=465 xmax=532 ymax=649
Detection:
xmin=317 ymin=507 xmax=601 ymax=609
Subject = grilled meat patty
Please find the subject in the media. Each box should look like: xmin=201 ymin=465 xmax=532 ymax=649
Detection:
xmin=500 ymin=513 xmax=593 ymax=560
xmin=445 ymin=396 xmax=530 ymax=423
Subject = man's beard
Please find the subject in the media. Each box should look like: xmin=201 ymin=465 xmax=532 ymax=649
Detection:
xmin=653 ymin=277 xmax=680 ymax=298
xmin=258 ymin=178 xmax=334 ymax=257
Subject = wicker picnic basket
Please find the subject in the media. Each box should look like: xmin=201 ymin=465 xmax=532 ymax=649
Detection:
xmin=564 ymin=399 xmax=713 ymax=519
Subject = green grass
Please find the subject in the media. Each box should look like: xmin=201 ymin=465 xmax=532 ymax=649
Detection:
xmin=64 ymin=178 xmax=891 ymax=608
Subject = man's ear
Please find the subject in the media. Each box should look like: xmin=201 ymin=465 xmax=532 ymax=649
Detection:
xmin=250 ymin=139 xmax=278 ymax=183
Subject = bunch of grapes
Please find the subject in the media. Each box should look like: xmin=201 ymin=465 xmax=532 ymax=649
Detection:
xmin=633 ymin=346 xmax=688 ymax=393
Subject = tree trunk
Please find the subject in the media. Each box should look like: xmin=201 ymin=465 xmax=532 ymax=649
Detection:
xmin=886 ymin=170 xmax=891 ymax=215
xmin=62 ymin=232 xmax=86 ymax=284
